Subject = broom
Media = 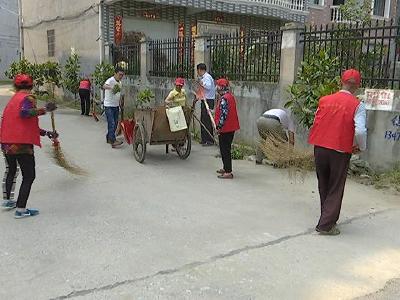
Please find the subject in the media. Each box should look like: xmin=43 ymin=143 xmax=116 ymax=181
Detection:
xmin=50 ymin=112 xmax=86 ymax=175
xmin=191 ymin=81 xmax=217 ymax=130
xmin=91 ymin=95 xmax=99 ymax=122
xmin=259 ymin=132 xmax=314 ymax=179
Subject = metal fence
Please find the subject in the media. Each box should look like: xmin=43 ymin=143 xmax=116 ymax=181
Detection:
xmin=112 ymin=44 xmax=140 ymax=76
xmin=148 ymin=38 xmax=195 ymax=78
xmin=207 ymin=31 xmax=282 ymax=82
xmin=301 ymin=19 xmax=400 ymax=89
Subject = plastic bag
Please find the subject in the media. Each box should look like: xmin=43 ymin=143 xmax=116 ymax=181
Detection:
xmin=166 ymin=106 xmax=188 ymax=132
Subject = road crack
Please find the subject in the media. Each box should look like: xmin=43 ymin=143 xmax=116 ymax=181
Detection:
xmin=51 ymin=208 xmax=394 ymax=299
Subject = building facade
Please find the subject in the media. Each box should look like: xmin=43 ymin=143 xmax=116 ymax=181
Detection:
xmin=308 ymin=0 xmax=398 ymax=25
xmin=0 ymin=0 xmax=20 ymax=80
xmin=21 ymin=0 xmax=101 ymax=75
xmin=21 ymin=0 xmax=309 ymax=75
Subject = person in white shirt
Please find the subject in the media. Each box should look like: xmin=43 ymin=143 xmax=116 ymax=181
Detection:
xmin=255 ymin=108 xmax=295 ymax=164
xmin=197 ymin=63 xmax=216 ymax=146
xmin=103 ymin=68 xmax=124 ymax=148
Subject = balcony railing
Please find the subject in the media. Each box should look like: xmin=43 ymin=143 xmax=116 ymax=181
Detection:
xmin=330 ymin=5 xmax=352 ymax=23
xmin=232 ymin=0 xmax=307 ymax=12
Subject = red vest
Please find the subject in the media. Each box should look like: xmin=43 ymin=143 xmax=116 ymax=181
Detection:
xmin=214 ymin=92 xmax=240 ymax=133
xmin=0 ymin=91 xmax=41 ymax=147
xmin=309 ymin=91 xmax=360 ymax=154
xmin=79 ymin=79 xmax=91 ymax=90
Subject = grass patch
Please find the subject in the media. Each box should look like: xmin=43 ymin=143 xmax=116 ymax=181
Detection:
xmin=37 ymin=94 xmax=80 ymax=110
xmin=374 ymin=164 xmax=400 ymax=192
xmin=231 ymin=143 xmax=255 ymax=160
xmin=0 ymin=80 xmax=12 ymax=85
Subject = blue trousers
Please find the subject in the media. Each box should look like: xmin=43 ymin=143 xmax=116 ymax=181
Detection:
xmin=105 ymin=106 xmax=119 ymax=143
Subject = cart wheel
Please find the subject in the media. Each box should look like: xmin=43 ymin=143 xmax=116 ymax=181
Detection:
xmin=133 ymin=123 xmax=146 ymax=163
xmin=176 ymin=131 xmax=191 ymax=160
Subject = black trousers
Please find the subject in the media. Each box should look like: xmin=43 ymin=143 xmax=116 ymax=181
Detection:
xmin=79 ymin=89 xmax=91 ymax=115
xmin=314 ymin=146 xmax=351 ymax=231
xmin=5 ymin=154 xmax=36 ymax=209
xmin=201 ymin=99 xmax=215 ymax=144
xmin=219 ymin=132 xmax=235 ymax=173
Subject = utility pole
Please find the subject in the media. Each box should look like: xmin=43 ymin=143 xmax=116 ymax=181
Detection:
xmin=17 ymin=0 xmax=24 ymax=59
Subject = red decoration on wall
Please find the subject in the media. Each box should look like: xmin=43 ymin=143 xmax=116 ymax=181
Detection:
xmin=215 ymin=15 xmax=224 ymax=23
xmin=114 ymin=16 xmax=123 ymax=45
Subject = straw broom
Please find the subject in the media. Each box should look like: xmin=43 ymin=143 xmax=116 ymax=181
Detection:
xmin=50 ymin=112 xmax=86 ymax=175
xmin=259 ymin=131 xmax=314 ymax=178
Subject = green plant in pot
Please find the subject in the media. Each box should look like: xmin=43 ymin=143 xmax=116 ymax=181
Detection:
xmin=136 ymin=88 xmax=154 ymax=109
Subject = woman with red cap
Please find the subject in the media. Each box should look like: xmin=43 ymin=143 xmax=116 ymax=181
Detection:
xmin=214 ymin=78 xmax=240 ymax=179
xmin=165 ymin=78 xmax=187 ymax=107
xmin=0 ymin=74 xmax=58 ymax=218
xmin=309 ymin=69 xmax=367 ymax=235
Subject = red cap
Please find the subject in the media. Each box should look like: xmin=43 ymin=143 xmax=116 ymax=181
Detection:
xmin=216 ymin=78 xmax=229 ymax=88
xmin=175 ymin=78 xmax=185 ymax=86
xmin=14 ymin=74 xmax=33 ymax=88
xmin=341 ymin=69 xmax=361 ymax=86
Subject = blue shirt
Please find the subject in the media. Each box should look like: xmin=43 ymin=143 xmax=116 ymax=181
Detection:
xmin=200 ymin=72 xmax=216 ymax=100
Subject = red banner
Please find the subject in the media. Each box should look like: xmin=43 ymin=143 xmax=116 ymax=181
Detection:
xmin=114 ymin=16 xmax=123 ymax=45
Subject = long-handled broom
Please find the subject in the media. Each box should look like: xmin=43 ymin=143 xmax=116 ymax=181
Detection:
xmin=91 ymin=96 xmax=99 ymax=122
xmin=191 ymin=82 xmax=218 ymax=144
xmin=50 ymin=111 xmax=86 ymax=175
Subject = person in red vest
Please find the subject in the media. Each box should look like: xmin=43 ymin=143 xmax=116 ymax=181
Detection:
xmin=309 ymin=69 xmax=367 ymax=235
xmin=79 ymin=76 xmax=92 ymax=116
xmin=0 ymin=74 xmax=58 ymax=219
xmin=214 ymin=78 xmax=240 ymax=179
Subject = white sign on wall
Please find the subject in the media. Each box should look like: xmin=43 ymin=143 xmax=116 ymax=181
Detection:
xmin=197 ymin=21 xmax=240 ymax=36
xmin=364 ymin=89 xmax=394 ymax=111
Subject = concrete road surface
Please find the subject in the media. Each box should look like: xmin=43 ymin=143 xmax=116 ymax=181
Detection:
xmin=0 ymin=85 xmax=399 ymax=300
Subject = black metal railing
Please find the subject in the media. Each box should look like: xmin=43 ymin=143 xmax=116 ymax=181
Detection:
xmin=112 ymin=44 xmax=141 ymax=76
xmin=148 ymin=38 xmax=195 ymax=78
xmin=207 ymin=31 xmax=282 ymax=82
xmin=301 ymin=19 xmax=400 ymax=89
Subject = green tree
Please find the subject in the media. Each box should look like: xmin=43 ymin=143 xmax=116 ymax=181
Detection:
xmin=63 ymin=51 xmax=81 ymax=99
xmin=92 ymin=62 xmax=115 ymax=89
xmin=285 ymin=51 xmax=341 ymax=129
xmin=43 ymin=61 xmax=62 ymax=98
xmin=5 ymin=58 xmax=32 ymax=79
xmin=340 ymin=0 xmax=372 ymax=24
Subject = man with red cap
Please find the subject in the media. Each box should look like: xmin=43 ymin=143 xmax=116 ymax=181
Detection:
xmin=165 ymin=78 xmax=187 ymax=107
xmin=309 ymin=69 xmax=367 ymax=235
xmin=214 ymin=78 xmax=240 ymax=179
xmin=0 ymin=74 xmax=58 ymax=218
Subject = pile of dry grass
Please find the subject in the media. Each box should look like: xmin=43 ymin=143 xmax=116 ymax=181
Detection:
xmin=259 ymin=134 xmax=314 ymax=171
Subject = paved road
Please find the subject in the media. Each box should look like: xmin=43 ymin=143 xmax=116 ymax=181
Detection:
xmin=0 ymin=86 xmax=399 ymax=300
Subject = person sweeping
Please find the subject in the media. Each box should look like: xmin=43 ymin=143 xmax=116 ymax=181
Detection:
xmin=0 ymin=74 xmax=58 ymax=218
xmin=214 ymin=78 xmax=240 ymax=179
xmin=255 ymin=108 xmax=295 ymax=165
xmin=309 ymin=69 xmax=367 ymax=235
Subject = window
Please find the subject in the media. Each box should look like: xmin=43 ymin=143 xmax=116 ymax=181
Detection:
xmin=372 ymin=0 xmax=390 ymax=17
xmin=313 ymin=0 xmax=325 ymax=6
xmin=47 ymin=29 xmax=55 ymax=57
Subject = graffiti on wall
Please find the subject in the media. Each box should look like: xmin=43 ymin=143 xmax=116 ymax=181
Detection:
xmin=384 ymin=115 xmax=400 ymax=141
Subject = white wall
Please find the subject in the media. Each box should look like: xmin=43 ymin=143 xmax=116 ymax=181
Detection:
xmin=0 ymin=0 xmax=19 ymax=79
xmin=22 ymin=0 xmax=100 ymax=75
